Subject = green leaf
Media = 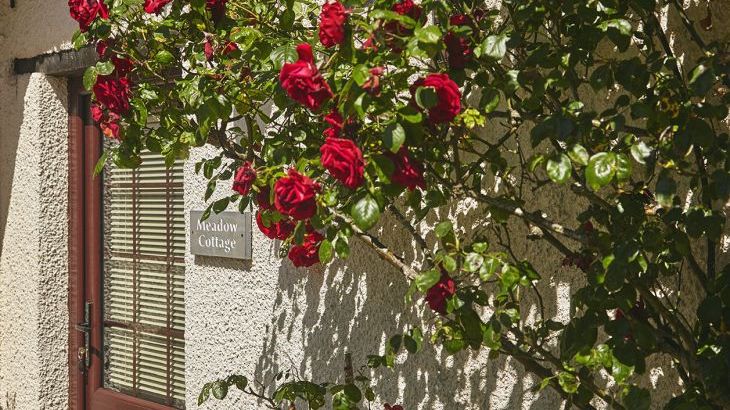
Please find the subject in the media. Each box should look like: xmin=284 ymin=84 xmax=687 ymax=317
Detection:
xmin=415 ymin=86 xmax=438 ymax=110
xmin=415 ymin=26 xmax=442 ymax=44
xmin=546 ymin=154 xmax=572 ymax=184
xmin=568 ymin=144 xmax=589 ymax=166
xmin=688 ymin=64 xmax=716 ymax=96
xmin=630 ymin=141 xmax=652 ymax=164
xmin=155 ymin=50 xmax=175 ymax=64
xmin=343 ymin=384 xmax=362 ymax=403
xmin=585 ymin=152 xmax=617 ymax=191
xmin=415 ymin=269 xmax=440 ymax=292
xmin=434 ymin=221 xmax=453 ymax=238
xmin=318 ymin=239 xmax=333 ymax=264
xmin=72 ymin=30 xmax=88 ymax=50
xmin=557 ymin=371 xmax=579 ymax=394
xmin=351 ymin=195 xmax=380 ymax=231
xmin=352 ymin=64 xmax=370 ymax=86
xmin=213 ymin=197 xmax=230 ymax=214
xmin=270 ymin=44 xmax=297 ymax=70
xmin=477 ymin=34 xmax=509 ymax=60
xmin=211 ymin=380 xmax=228 ymax=400
xmin=93 ymin=151 xmax=109 ymax=176
xmin=480 ymin=256 xmax=500 ymax=281
xmin=95 ymin=61 xmax=116 ymax=76
xmin=463 ymin=252 xmax=484 ymax=272
xmin=598 ymin=19 xmax=632 ymax=36
xmin=655 ymin=170 xmax=677 ymax=208
xmin=83 ymin=66 xmax=98 ymax=91
xmin=382 ymin=123 xmax=406 ymax=153
xmin=615 ymin=153 xmax=632 ymax=181
xmin=198 ymin=383 xmax=211 ymax=405
xmin=226 ymin=375 xmax=248 ymax=391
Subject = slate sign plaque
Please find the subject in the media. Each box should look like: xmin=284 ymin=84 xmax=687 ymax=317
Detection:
xmin=190 ymin=211 xmax=252 ymax=260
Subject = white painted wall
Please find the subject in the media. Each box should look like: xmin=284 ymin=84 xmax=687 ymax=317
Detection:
xmin=0 ymin=2 xmax=76 ymax=409
xmin=0 ymin=1 xmax=727 ymax=410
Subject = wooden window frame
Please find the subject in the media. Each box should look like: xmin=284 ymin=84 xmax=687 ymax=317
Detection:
xmin=68 ymin=78 xmax=178 ymax=410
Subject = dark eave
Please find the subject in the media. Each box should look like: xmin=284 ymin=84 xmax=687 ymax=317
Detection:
xmin=13 ymin=47 xmax=97 ymax=76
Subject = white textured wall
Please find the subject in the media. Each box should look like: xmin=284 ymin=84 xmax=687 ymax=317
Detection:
xmin=0 ymin=1 xmax=75 ymax=409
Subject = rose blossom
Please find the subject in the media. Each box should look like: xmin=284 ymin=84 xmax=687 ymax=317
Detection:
xmin=425 ymin=272 xmax=457 ymax=315
xmin=274 ymin=169 xmax=319 ymax=220
xmin=411 ymin=73 xmax=461 ymax=124
xmin=288 ymin=231 xmax=325 ymax=267
xmin=444 ymin=15 xmax=473 ymax=69
xmin=320 ymin=137 xmax=365 ymax=189
xmin=206 ymin=0 xmax=227 ymax=22
xmin=319 ymin=1 xmax=348 ymax=48
xmin=93 ymin=75 xmax=131 ymax=115
xmin=383 ymin=0 xmax=422 ymax=50
xmin=256 ymin=212 xmax=295 ymax=240
xmin=232 ymin=162 xmax=257 ymax=196
xmin=279 ymin=44 xmax=333 ymax=111
xmin=323 ymin=110 xmax=344 ymax=139
xmin=256 ymin=186 xmax=274 ymax=211
xmin=68 ymin=0 xmax=109 ymax=32
xmin=386 ymin=146 xmax=425 ymax=191
xmin=362 ymin=67 xmax=384 ymax=96
xmin=143 ymin=0 xmax=172 ymax=14
xmin=222 ymin=41 xmax=239 ymax=55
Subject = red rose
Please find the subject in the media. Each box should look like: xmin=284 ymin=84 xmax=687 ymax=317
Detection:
xmin=206 ymin=0 xmax=227 ymax=22
xmin=222 ymin=41 xmax=239 ymax=55
xmin=319 ymin=1 xmax=348 ymax=48
xmin=256 ymin=212 xmax=295 ymax=240
xmin=279 ymin=44 xmax=333 ymax=111
xmin=362 ymin=66 xmax=384 ymax=96
xmin=323 ymin=110 xmax=344 ymax=138
xmin=386 ymin=147 xmax=425 ymax=191
xmin=93 ymin=75 xmax=131 ymax=115
xmin=112 ymin=56 xmax=133 ymax=76
xmin=204 ymin=38 xmax=215 ymax=61
xmin=274 ymin=169 xmax=319 ymax=220
xmin=91 ymin=103 xmax=104 ymax=123
xmin=96 ymin=40 xmax=108 ymax=57
xmin=144 ymin=0 xmax=172 ymax=14
xmin=100 ymin=115 xmax=121 ymax=139
xmin=383 ymin=0 xmax=422 ymax=49
xmin=425 ymin=273 xmax=456 ymax=315
xmin=320 ymin=137 xmax=365 ymax=189
xmin=68 ymin=0 xmax=109 ymax=32
xmin=288 ymin=231 xmax=325 ymax=267
xmin=412 ymin=73 xmax=461 ymax=124
xmin=444 ymin=15 xmax=473 ymax=70
xmin=256 ymin=186 xmax=274 ymax=211
xmin=233 ymin=162 xmax=257 ymax=196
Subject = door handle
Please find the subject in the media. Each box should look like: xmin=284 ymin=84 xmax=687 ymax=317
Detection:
xmin=75 ymin=301 xmax=91 ymax=372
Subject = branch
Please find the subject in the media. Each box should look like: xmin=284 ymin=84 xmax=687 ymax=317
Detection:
xmin=333 ymin=211 xmax=419 ymax=280
xmin=469 ymin=189 xmax=589 ymax=244
xmin=387 ymin=204 xmax=434 ymax=261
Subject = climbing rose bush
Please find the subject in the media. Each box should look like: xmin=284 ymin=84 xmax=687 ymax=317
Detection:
xmin=71 ymin=0 xmax=730 ymax=409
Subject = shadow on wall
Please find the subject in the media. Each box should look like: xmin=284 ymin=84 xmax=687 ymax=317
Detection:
xmin=245 ymin=2 xmax=728 ymax=408
xmin=0 ymin=73 xmax=28 ymax=255
xmin=0 ymin=392 xmax=17 ymax=410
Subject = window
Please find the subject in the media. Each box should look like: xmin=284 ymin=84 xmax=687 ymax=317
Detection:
xmin=103 ymin=148 xmax=186 ymax=408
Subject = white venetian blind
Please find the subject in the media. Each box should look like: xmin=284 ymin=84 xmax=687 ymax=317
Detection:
xmin=103 ymin=148 xmax=186 ymax=408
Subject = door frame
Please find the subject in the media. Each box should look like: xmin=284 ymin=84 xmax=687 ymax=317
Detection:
xmin=68 ymin=78 xmax=177 ymax=410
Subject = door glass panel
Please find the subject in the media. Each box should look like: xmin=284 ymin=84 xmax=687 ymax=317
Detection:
xmin=103 ymin=148 xmax=186 ymax=408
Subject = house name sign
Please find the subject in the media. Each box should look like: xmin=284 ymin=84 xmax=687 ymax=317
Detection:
xmin=190 ymin=211 xmax=252 ymax=260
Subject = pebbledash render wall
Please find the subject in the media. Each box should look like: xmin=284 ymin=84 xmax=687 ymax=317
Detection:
xmin=0 ymin=1 xmax=728 ymax=410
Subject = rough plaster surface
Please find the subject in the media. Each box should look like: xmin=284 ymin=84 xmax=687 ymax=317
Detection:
xmin=0 ymin=73 xmax=70 ymax=410
xmin=0 ymin=1 xmax=75 ymax=409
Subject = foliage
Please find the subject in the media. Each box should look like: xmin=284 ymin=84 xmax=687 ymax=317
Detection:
xmin=70 ymin=0 xmax=730 ymax=408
